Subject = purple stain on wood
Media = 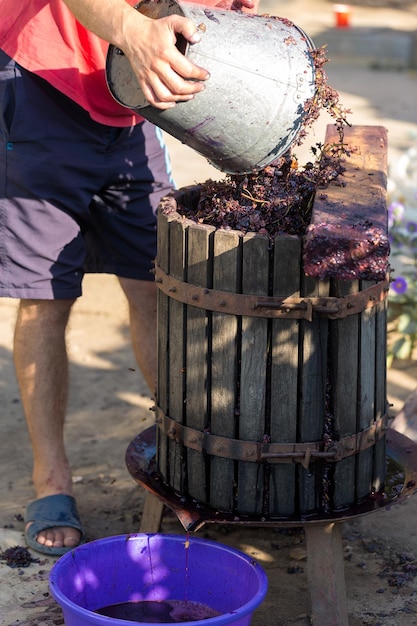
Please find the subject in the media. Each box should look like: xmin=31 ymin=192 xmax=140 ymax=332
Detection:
xmin=303 ymin=222 xmax=389 ymax=280
xmin=303 ymin=125 xmax=389 ymax=280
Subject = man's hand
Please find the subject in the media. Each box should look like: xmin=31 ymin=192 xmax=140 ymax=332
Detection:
xmin=62 ymin=0 xmax=259 ymax=111
xmin=62 ymin=0 xmax=210 ymax=110
xmin=122 ymin=12 xmax=210 ymax=109
xmin=121 ymin=0 xmax=260 ymax=110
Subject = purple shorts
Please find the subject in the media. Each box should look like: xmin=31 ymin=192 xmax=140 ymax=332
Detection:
xmin=0 ymin=50 xmax=174 ymax=299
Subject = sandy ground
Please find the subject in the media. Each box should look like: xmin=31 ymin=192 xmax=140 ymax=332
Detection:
xmin=3 ymin=1 xmax=417 ymax=624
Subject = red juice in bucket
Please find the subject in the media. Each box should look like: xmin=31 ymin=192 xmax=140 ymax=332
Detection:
xmin=95 ymin=599 xmax=222 ymax=621
xmin=49 ymin=534 xmax=268 ymax=626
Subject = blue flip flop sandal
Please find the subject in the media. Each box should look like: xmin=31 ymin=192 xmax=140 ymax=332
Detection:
xmin=24 ymin=494 xmax=84 ymax=556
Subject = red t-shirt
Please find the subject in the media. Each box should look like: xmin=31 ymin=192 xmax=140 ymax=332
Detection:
xmin=0 ymin=0 xmax=247 ymax=127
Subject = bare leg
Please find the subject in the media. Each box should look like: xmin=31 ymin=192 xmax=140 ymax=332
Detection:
xmin=119 ymin=277 xmax=158 ymax=394
xmin=16 ymin=280 xmax=156 ymax=548
xmin=14 ymin=299 xmax=81 ymax=549
xmin=119 ymin=277 xmax=164 ymax=530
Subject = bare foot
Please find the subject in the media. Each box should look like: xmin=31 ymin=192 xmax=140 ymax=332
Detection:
xmin=25 ymin=493 xmax=83 ymax=554
xmin=25 ymin=522 xmax=82 ymax=549
xmin=25 ymin=456 xmax=85 ymax=549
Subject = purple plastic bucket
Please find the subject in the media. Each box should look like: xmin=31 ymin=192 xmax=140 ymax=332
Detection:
xmin=49 ymin=533 xmax=268 ymax=626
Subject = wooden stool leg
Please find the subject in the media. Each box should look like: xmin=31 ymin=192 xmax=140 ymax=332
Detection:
xmin=304 ymin=522 xmax=349 ymax=626
xmin=139 ymin=493 xmax=164 ymax=533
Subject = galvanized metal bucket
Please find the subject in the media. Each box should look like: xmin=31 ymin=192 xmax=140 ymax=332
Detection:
xmin=106 ymin=0 xmax=316 ymax=174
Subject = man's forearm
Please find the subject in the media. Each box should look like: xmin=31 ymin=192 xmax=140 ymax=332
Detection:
xmin=59 ymin=0 xmax=255 ymax=109
xmin=62 ymin=0 xmax=140 ymax=49
xmin=61 ymin=0 xmax=258 ymax=48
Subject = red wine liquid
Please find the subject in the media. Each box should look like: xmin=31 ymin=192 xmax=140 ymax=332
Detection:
xmin=94 ymin=599 xmax=221 ymax=623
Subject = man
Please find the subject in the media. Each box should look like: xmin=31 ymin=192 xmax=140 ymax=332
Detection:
xmin=0 ymin=0 xmax=257 ymax=555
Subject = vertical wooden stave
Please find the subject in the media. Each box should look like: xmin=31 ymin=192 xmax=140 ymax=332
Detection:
xmin=186 ymin=222 xmax=215 ymax=502
xmin=356 ymin=280 xmax=377 ymax=501
xmin=237 ymin=233 xmax=269 ymax=515
xmin=210 ymin=229 xmax=241 ymax=511
xmin=167 ymin=219 xmax=187 ymax=492
xmin=269 ymin=236 xmax=301 ymax=516
xmin=329 ymin=279 xmax=359 ymax=510
xmin=298 ymin=276 xmax=330 ymax=515
xmin=373 ymin=287 xmax=388 ymax=493
xmin=156 ymin=211 xmax=171 ymax=480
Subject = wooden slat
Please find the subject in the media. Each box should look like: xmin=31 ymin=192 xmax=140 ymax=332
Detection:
xmin=186 ymin=222 xmax=215 ymax=502
xmin=167 ymin=219 xmax=187 ymax=491
xmin=210 ymin=229 xmax=241 ymax=511
xmin=373 ymin=292 xmax=387 ymax=491
xmin=329 ymin=279 xmax=359 ymax=509
xmin=156 ymin=211 xmax=171 ymax=480
xmin=269 ymin=235 xmax=301 ymax=516
xmin=304 ymin=125 xmax=388 ymax=281
xmin=139 ymin=494 xmax=164 ymax=533
xmin=305 ymin=523 xmax=349 ymax=626
xmin=298 ymin=275 xmax=330 ymax=515
xmin=237 ymin=233 xmax=269 ymax=514
xmin=356 ymin=279 xmax=377 ymax=500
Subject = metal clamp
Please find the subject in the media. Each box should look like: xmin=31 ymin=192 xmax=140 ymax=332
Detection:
xmin=154 ymin=263 xmax=389 ymax=321
xmin=155 ymin=407 xmax=388 ymax=468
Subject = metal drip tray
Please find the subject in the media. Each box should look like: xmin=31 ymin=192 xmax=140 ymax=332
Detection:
xmin=126 ymin=425 xmax=417 ymax=531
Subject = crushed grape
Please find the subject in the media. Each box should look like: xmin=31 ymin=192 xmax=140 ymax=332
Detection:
xmin=177 ymin=46 xmax=352 ymax=240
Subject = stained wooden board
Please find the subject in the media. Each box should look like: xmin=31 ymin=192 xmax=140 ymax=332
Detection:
xmin=156 ymin=211 xmax=170 ymax=480
xmin=186 ymin=222 xmax=215 ymax=502
xmin=167 ymin=218 xmax=187 ymax=492
xmin=330 ymin=279 xmax=359 ymax=509
xmin=269 ymin=235 xmax=301 ymax=516
xmin=237 ymin=233 xmax=269 ymax=515
xmin=303 ymin=125 xmax=388 ymax=281
xmin=210 ymin=229 xmax=241 ymax=511
xmin=297 ymin=275 xmax=329 ymax=514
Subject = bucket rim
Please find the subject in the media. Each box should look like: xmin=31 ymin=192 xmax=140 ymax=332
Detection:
xmin=49 ymin=533 xmax=268 ymax=626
